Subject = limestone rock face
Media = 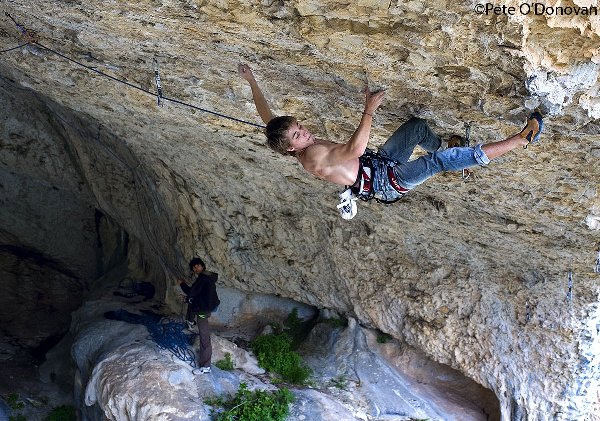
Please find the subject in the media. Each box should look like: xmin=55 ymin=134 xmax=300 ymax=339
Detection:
xmin=0 ymin=1 xmax=599 ymax=420
xmin=61 ymin=287 xmax=499 ymax=421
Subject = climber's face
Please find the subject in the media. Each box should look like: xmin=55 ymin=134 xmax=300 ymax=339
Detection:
xmin=285 ymin=120 xmax=315 ymax=153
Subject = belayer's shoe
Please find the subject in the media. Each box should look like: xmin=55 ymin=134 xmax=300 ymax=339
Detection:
xmin=520 ymin=111 xmax=544 ymax=148
xmin=193 ymin=366 xmax=211 ymax=374
xmin=337 ymin=188 xmax=357 ymax=220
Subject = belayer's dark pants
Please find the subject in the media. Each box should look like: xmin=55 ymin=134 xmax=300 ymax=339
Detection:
xmin=195 ymin=314 xmax=212 ymax=368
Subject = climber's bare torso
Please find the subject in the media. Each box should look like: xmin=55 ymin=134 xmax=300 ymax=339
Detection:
xmin=285 ymin=122 xmax=361 ymax=186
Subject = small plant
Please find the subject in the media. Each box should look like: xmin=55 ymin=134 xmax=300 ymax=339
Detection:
xmin=206 ymin=382 xmax=294 ymax=421
xmin=9 ymin=415 xmax=27 ymax=421
xmin=283 ymin=308 xmax=315 ymax=347
xmin=215 ymin=353 xmax=234 ymax=371
xmin=323 ymin=317 xmax=347 ymax=328
xmin=376 ymin=332 xmax=392 ymax=343
xmin=6 ymin=393 xmax=25 ymax=410
xmin=329 ymin=375 xmax=347 ymax=390
xmin=284 ymin=308 xmax=303 ymax=334
xmin=250 ymin=332 xmax=311 ymax=384
xmin=45 ymin=405 xmax=77 ymax=421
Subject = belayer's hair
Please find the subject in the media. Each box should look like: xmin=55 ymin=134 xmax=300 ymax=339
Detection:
xmin=188 ymin=257 xmax=206 ymax=271
xmin=265 ymin=115 xmax=296 ymax=155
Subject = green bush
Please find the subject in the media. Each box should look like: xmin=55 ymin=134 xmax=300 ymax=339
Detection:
xmin=215 ymin=353 xmax=234 ymax=371
xmin=250 ymin=333 xmax=311 ymax=384
xmin=376 ymin=332 xmax=392 ymax=343
xmin=6 ymin=394 xmax=24 ymax=410
xmin=284 ymin=308 xmax=303 ymax=336
xmin=207 ymin=382 xmax=293 ymax=421
xmin=45 ymin=405 xmax=77 ymax=421
xmin=283 ymin=307 xmax=316 ymax=347
xmin=323 ymin=317 xmax=347 ymax=328
xmin=329 ymin=375 xmax=347 ymax=390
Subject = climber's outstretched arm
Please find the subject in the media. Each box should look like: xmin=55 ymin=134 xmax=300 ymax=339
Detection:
xmin=238 ymin=63 xmax=275 ymax=125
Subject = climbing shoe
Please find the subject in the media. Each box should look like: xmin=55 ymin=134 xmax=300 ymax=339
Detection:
xmin=520 ymin=112 xmax=544 ymax=148
xmin=337 ymin=188 xmax=357 ymax=220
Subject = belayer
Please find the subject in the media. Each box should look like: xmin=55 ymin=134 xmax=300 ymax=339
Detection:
xmin=238 ymin=64 xmax=544 ymax=219
xmin=176 ymin=257 xmax=220 ymax=373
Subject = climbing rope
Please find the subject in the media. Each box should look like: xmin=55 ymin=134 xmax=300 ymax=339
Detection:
xmin=36 ymin=105 xmax=188 ymax=281
xmin=2 ymin=11 xmax=226 ymax=281
xmin=1 ymin=12 xmax=266 ymax=129
xmin=90 ymin=123 xmax=188 ymax=280
xmin=148 ymin=318 xmax=197 ymax=367
xmin=0 ymin=41 xmax=29 ymax=53
xmin=2 ymin=10 xmax=207 ymax=281
xmin=105 ymin=309 xmax=197 ymax=367
xmin=4 ymin=10 xmax=29 ymax=36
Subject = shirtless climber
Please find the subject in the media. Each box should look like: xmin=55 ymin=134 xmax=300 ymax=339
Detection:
xmin=237 ymin=64 xmax=543 ymax=219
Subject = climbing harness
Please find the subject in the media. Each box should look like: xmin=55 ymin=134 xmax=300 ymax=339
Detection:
xmin=462 ymin=123 xmax=472 ymax=181
xmin=153 ymin=58 xmax=164 ymax=107
xmin=566 ymin=271 xmax=573 ymax=302
xmin=352 ymin=152 xmax=375 ymax=201
xmin=354 ymin=149 xmax=409 ymax=202
xmin=337 ymin=149 xmax=410 ymax=219
xmin=1 ymin=12 xmax=265 ymax=129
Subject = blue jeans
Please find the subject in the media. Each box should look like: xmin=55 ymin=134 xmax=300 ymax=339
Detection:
xmin=379 ymin=117 xmax=490 ymax=190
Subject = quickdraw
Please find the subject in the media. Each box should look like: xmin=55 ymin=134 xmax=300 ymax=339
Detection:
xmin=5 ymin=11 xmax=36 ymax=42
xmin=153 ymin=58 xmax=164 ymax=107
xmin=1 ymin=11 xmax=265 ymax=128
xmin=462 ymin=123 xmax=472 ymax=181
xmin=5 ymin=11 xmax=26 ymax=34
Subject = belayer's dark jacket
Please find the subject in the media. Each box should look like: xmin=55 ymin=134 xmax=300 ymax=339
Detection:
xmin=179 ymin=271 xmax=220 ymax=319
